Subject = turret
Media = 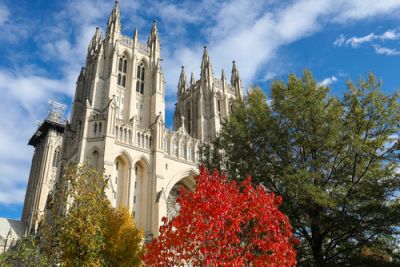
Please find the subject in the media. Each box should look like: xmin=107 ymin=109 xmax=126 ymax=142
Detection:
xmin=200 ymin=46 xmax=213 ymax=92
xmin=88 ymin=27 xmax=101 ymax=51
xmin=148 ymin=20 xmax=160 ymax=52
xmin=87 ymin=27 xmax=102 ymax=62
xmin=221 ymin=69 xmax=227 ymax=91
xmin=231 ymin=60 xmax=243 ymax=101
xmin=178 ymin=66 xmax=187 ymax=97
xmin=190 ymin=72 xmax=195 ymax=87
xmin=106 ymin=1 xmax=121 ymax=43
xmin=133 ymin=28 xmax=138 ymax=49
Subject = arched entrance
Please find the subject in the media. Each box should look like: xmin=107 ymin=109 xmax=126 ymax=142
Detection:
xmin=166 ymin=176 xmax=195 ymax=220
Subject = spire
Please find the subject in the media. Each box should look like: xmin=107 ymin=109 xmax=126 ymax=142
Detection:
xmin=200 ymin=45 xmax=213 ymax=85
xmin=178 ymin=66 xmax=187 ymax=96
xmin=231 ymin=60 xmax=243 ymax=100
xmin=87 ymin=27 xmax=102 ymax=58
xmin=201 ymin=46 xmax=210 ymax=69
xmin=148 ymin=20 xmax=159 ymax=49
xmin=231 ymin=60 xmax=239 ymax=85
xmin=94 ymin=26 xmax=101 ymax=39
xmin=91 ymin=27 xmax=101 ymax=46
xmin=190 ymin=72 xmax=195 ymax=86
xmin=78 ymin=67 xmax=85 ymax=81
xmin=133 ymin=28 xmax=138 ymax=49
xmin=106 ymin=0 xmax=121 ymax=38
xmin=221 ymin=69 xmax=227 ymax=91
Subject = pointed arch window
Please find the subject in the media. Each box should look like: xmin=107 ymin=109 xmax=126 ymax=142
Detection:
xmin=52 ymin=147 xmax=60 ymax=167
xmin=173 ymin=141 xmax=177 ymax=157
xmin=117 ymin=55 xmax=127 ymax=88
xmin=118 ymin=58 xmax=123 ymax=72
xmin=92 ymin=150 xmax=99 ymax=169
xmin=123 ymin=59 xmax=127 ymax=73
xmin=216 ymin=97 xmax=221 ymax=120
xmin=180 ymin=143 xmax=185 ymax=158
xmin=188 ymin=146 xmax=193 ymax=161
xmin=136 ymin=61 xmax=145 ymax=94
xmin=187 ymin=104 xmax=191 ymax=134
xmin=164 ymin=138 xmax=168 ymax=152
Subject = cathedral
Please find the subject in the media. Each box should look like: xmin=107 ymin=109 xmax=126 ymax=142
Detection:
xmin=19 ymin=0 xmax=243 ymax=241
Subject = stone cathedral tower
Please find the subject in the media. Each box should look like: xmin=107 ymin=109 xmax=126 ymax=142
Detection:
xmin=21 ymin=1 xmax=243 ymax=239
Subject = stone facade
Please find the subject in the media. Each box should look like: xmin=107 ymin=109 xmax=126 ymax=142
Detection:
xmin=21 ymin=0 xmax=243 ymax=239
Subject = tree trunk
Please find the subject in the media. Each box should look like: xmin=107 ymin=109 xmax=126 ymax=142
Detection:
xmin=311 ymin=211 xmax=324 ymax=267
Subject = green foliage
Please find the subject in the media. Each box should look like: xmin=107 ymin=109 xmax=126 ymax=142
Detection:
xmin=0 ymin=235 xmax=48 ymax=267
xmin=202 ymin=71 xmax=400 ymax=266
xmin=40 ymin=164 xmax=143 ymax=266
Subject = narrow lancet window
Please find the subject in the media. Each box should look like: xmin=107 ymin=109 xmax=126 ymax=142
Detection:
xmin=136 ymin=61 xmax=145 ymax=95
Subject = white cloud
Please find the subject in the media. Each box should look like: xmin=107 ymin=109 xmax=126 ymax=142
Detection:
xmin=262 ymin=72 xmax=278 ymax=82
xmin=319 ymin=76 xmax=338 ymax=87
xmin=380 ymin=29 xmax=400 ymax=40
xmin=373 ymin=45 xmax=400 ymax=56
xmin=0 ymin=2 xmax=9 ymax=26
xmin=333 ymin=0 xmax=400 ymax=22
xmin=161 ymin=0 xmax=400 ymax=99
xmin=346 ymin=33 xmax=377 ymax=48
xmin=0 ymin=0 xmax=112 ymax=208
xmin=0 ymin=2 xmax=30 ymax=43
xmin=334 ymin=30 xmax=400 ymax=48
xmin=333 ymin=34 xmax=346 ymax=47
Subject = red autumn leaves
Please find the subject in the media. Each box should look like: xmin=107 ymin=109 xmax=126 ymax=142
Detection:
xmin=143 ymin=167 xmax=298 ymax=266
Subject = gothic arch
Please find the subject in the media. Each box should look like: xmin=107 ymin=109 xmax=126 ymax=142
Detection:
xmin=87 ymin=146 xmax=102 ymax=170
xmin=164 ymin=168 xmax=197 ymax=220
xmin=120 ymin=49 xmax=132 ymax=60
xmin=137 ymin=56 xmax=149 ymax=68
xmin=131 ymin=154 xmax=150 ymax=167
xmin=112 ymin=149 xmax=133 ymax=168
xmin=132 ymin=158 xmax=149 ymax=231
xmin=215 ymin=92 xmax=223 ymax=115
xmin=165 ymin=168 xmax=198 ymax=198
xmin=113 ymin=153 xmax=131 ymax=208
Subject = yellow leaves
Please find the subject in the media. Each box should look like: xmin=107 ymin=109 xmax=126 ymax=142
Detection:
xmin=103 ymin=206 xmax=144 ymax=267
xmin=40 ymin=164 xmax=143 ymax=266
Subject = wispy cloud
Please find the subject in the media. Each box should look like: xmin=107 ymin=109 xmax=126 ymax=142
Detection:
xmin=334 ymin=30 xmax=400 ymax=48
xmin=333 ymin=34 xmax=346 ymax=47
xmin=373 ymin=45 xmax=400 ymax=56
xmin=262 ymin=72 xmax=278 ymax=82
xmin=319 ymin=76 xmax=338 ymax=87
xmin=346 ymin=33 xmax=377 ymax=48
xmin=0 ymin=2 xmax=9 ymax=26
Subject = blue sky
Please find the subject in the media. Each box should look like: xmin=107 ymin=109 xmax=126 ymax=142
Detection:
xmin=1 ymin=0 xmax=400 ymax=219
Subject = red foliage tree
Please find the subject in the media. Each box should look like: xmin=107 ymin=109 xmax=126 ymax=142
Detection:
xmin=143 ymin=167 xmax=298 ymax=266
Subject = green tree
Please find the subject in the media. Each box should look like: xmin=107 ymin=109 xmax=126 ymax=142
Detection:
xmin=40 ymin=164 xmax=143 ymax=266
xmin=0 ymin=235 xmax=48 ymax=267
xmin=41 ymin=164 xmax=109 ymax=266
xmin=202 ymin=71 xmax=400 ymax=266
